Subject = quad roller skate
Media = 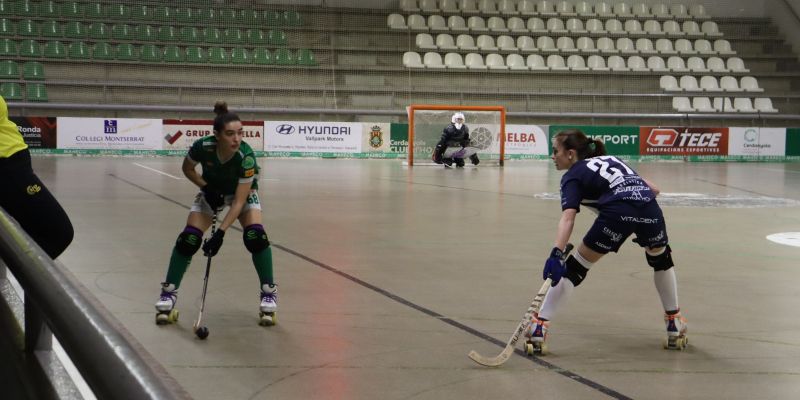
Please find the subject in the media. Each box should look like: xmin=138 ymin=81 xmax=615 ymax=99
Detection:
xmin=258 ymin=284 xmax=278 ymax=326
xmin=523 ymin=317 xmax=549 ymax=356
xmin=155 ymin=283 xmax=179 ymax=325
xmin=662 ymin=311 xmax=688 ymax=350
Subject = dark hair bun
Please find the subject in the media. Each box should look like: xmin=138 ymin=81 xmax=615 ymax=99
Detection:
xmin=213 ymin=101 xmax=228 ymax=116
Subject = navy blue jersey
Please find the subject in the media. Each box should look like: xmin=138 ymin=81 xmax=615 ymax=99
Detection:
xmin=560 ymin=156 xmax=655 ymax=212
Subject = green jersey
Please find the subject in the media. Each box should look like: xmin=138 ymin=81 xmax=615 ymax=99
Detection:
xmin=187 ymin=136 xmax=259 ymax=195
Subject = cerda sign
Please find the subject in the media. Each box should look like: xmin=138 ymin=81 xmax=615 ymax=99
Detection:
xmin=640 ymin=127 xmax=728 ymax=155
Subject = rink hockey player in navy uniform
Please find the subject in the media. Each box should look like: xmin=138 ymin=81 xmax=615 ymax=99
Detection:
xmin=526 ymin=129 xmax=687 ymax=354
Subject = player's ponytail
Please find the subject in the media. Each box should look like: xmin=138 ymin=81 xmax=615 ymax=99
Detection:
xmin=587 ymin=139 xmax=606 ymax=158
xmin=554 ymin=129 xmax=607 ymax=159
xmin=212 ymin=101 xmax=241 ymax=134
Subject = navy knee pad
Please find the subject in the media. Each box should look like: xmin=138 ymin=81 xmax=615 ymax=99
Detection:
xmin=175 ymin=226 xmax=202 ymax=256
xmin=646 ymin=245 xmax=674 ymax=271
xmin=564 ymin=255 xmax=590 ymax=287
xmin=243 ymin=224 xmax=270 ymax=253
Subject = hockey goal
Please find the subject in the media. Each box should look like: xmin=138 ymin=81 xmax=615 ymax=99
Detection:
xmin=406 ymin=104 xmax=506 ymax=166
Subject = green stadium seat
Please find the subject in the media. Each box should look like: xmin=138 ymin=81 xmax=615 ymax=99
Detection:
xmin=112 ymin=24 xmax=133 ymax=40
xmin=197 ymin=8 xmax=216 ymax=22
xmin=252 ymin=48 xmax=272 ymax=65
xmin=88 ymin=22 xmax=110 ymax=40
xmin=85 ymin=3 xmax=104 ymax=19
xmin=203 ymin=27 xmax=222 ymax=43
xmin=26 ymin=83 xmax=47 ymax=102
xmin=17 ymin=20 xmax=39 ymax=37
xmin=0 ymin=2 xmax=12 ymax=16
xmin=0 ymin=60 xmax=18 ymax=79
xmin=108 ymin=4 xmax=130 ymax=19
xmin=296 ymin=49 xmax=317 ymax=66
xmin=268 ymin=30 xmax=287 ymax=46
xmin=240 ymin=9 xmax=261 ymax=25
xmin=131 ymin=4 xmax=151 ymax=20
xmin=175 ymin=7 xmax=194 ymax=23
xmin=208 ymin=46 xmax=228 ymax=64
xmin=223 ymin=28 xmax=243 ymax=44
xmin=40 ymin=21 xmax=61 ymax=38
xmin=18 ymin=39 xmax=40 ymax=57
xmin=0 ymin=18 xmax=12 ymax=35
xmin=136 ymin=25 xmax=156 ymax=41
xmin=180 ymin=26 xmax=200 ymax=42
xmin=22 ymin=61 xmax=45 ymax=80
xmin=0 ymin=82 xmax=23 ymax=101
xmin=16 ymin=0 xmax=39 ymax=17
xmin=157 ymin=25 xmax=177 ymax=42
xmin=274 ymin=48 xmax=294 ymax=65
xmin=184 ymin=46 xmax=206 ymax=63
xmin=218 ymin=9 xmax=237 ymax=23
xmin=115 ymin=43 xmax=137 ymax=60
xmin=91 ymin=41 xmax=113 ymax=60
xmin=264 ymin=11 xmax=282 ymax=26
xmin=163 ymin=45 xmax=183 ymax=62
xmin=230 ymin=47 xmax=251 ymax=64
xmin=60 ymin=2 xmax=84 ymax=18
xmin=284 ymin=11 xmax=302 ymax=26
xmin=44 ymin=40 xmax=66 ymax=58
xmin=246 ymin=29 xmax=267 ymax=45
xmin=153 ymin=5 xmax=173 ymax=21
xmin=63 ymin=21 xmax=86 ymax=39
xmin=140 ymin=43 xmax=161 ymax=62
xmin=67 ymin=41 xmax=90 ymax=59
xmin=0 ymin=38 xmax=15 ymax=56
xmin=40 ymin=1 xmax=59 ymax=17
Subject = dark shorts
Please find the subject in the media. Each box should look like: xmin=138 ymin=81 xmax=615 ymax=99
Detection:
xmin=583 ymin=200 xmax=668 ymax=254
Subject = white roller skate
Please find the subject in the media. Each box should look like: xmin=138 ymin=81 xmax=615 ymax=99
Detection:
xmin=662 ymin=311 xmax=688 ymax=350
xmin=154 ymin=283 xmax=179 ymax=325
xmin=258 ymin=284 xmax=277 ymax=326
xmin=523 ymin=315 xmax=550 ymax=356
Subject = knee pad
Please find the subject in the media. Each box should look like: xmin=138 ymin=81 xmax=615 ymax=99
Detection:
xmin=646 ymin=245 xmax=674 ymax=271
xmin=563 ymin=255 xmax=590 ymax=287
xmin=243 ymin=224 xmax=270 ymax=253
xmin=175 ymin=226 xmax=202 ymax=256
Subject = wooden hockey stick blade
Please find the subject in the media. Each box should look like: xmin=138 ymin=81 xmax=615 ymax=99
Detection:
xmin=467 ymin=244 xmax=573 ymax=367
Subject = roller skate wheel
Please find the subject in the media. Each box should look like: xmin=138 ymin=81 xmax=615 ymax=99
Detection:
xmin=259 ymin=312 xmax=276 ymax=326
xmin=538 ymin=343 xmax=549 ymax=355
xmin=525 ymin=342 xmax=534 ymax=356
xmin=155 ymin=313 xmax=168 ymax=325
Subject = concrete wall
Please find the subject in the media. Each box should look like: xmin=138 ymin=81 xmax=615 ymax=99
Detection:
xmin=765 ymin=0 xmax=800 ymax=58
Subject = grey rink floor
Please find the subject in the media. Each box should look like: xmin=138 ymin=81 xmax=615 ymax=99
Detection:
xmin=31 ymin=156 xmax=800 ymax=400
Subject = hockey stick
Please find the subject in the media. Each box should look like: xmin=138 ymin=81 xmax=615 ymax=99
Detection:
xmin=468 ymin=243 xmax=574 ymax=367
xmin=193 ymin=209 xmax=219 ymax=340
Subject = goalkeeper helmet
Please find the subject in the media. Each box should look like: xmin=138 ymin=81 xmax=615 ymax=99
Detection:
xmin=451 ymin=112 xmax=465 ymax=124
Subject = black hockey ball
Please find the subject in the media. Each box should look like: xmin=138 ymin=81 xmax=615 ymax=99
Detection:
xmin=196 ymin=326 xmax=209 ymax=340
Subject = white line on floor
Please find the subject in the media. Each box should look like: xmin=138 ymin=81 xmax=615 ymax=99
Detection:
xmin=132 ymin=163 xmax=182 ymax=180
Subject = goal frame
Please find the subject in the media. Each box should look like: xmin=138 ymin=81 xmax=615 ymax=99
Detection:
xmin=407 ymin=104 xmax=506 ymax=166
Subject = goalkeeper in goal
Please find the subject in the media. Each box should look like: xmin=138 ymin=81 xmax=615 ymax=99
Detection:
xmin=432 ymin=112 xmax=480 ymax=168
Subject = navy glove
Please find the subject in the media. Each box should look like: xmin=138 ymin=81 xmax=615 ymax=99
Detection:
xmin=543 ymin=247 xmax=566 ymax=286
xmin=201 ymin=185 xmax=225 ymax=210
xmin=202 ymin=229 xmax=225 ymax=257
xmin=432 ymin=145 xmax=445 ymax=164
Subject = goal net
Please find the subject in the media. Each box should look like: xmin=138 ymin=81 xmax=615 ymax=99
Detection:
xmin=406 ymin=105 xmax=506 ymax=166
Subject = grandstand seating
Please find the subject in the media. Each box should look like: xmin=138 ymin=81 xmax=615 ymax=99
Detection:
xmin=0 ymin=1 xmax=791 ymax=116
